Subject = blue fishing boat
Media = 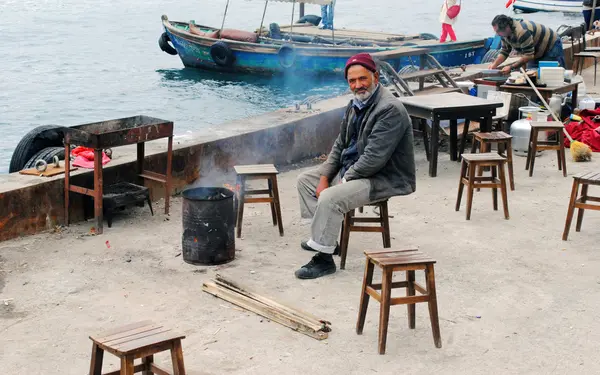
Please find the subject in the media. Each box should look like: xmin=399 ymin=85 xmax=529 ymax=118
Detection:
xmin=158 ymin=0 xmax=490 ymax=76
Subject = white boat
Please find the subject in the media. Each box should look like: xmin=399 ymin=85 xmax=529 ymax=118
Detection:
xmin=512 ymin=0 xmax=583 ymax=13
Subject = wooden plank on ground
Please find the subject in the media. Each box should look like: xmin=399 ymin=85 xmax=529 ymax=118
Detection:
xmin=202 ymin=278 xmax=330 ymax=340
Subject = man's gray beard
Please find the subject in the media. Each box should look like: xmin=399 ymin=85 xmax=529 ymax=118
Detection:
xmin=354 ymin=82 xmax=377 ymax=102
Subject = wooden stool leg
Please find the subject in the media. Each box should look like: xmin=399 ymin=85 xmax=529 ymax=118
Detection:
xmin=267 ymin=177 xmax=278 ymax=227
xmin=270 ymin=176 xmax=285 ymax=237
xmin=425 ymin=264 xmax=442 ymax=348
xmin=498 ymin=163 xmax=510 ymax=220
xmin=339 ymin=211 xmax=353 ymax=270
xmin=506 ymin=139 xmax=515 ymax=191
xmin=89 ymin=343 xmax=104 ymax=375
xmin=559 ymin=132 xmax=567 ymax=177
xmin=492 ymin=165 xmax=498 ymax=211
xmin=171 ymin=339 xmax=186 ymax=375
xmin=142 ymin=355 xmax=154 ymax=375
xmin=380 ymin=202 xmax=391 ymax=248
xmin=236 ymin=176 xmax=246 ymax=238
xmin=378 ymin=267 xmax=393 ymax=355
xmin=120 ymin=355 xmax=135 ymax=375
xmin=407 ymin=270 xmax=416 ymax=329
xmin=466 ymin=162 xmax=476 ymax=220
xmin=471 ymin=136 xmax=478 ymax=154
xmin=356 ymin=259 xmax=375 ymax=334
xmin=529 ymin=130 xmax=539 ymax=177
xmin=563 ymin=180 xmax=581 ymax=240
xmin=525 ymin=128 xmax=534 ymax=171
xmin=476 ymin=142 xmax=487 ymax=183
xmin=456 ymin=159 xmax=467 ymax=211
xmin=576 ymin=183 xmax=588 ymax=232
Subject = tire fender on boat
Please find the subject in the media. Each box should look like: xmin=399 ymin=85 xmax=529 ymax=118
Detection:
xmin=278 ymin=44 xmax=296 ymax=69
xmin=481 ymin=49 xmax=501 ymax=64
xmin=159 ymin=32 xmax=178 ymax=55
xmin=210 ymin=41 xmax=236 ymax=67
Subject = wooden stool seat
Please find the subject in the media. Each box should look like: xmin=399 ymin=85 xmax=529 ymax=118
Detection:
xmin=234 ymin=164 xmax=284 ymax=238
xmin=526 ymin=121 xmax=567 ymax=177
xmin=470 ymin=131 xmax=515 ymax=191
xmin=456 ymin=153 xmax=509 ymax=220
xmin=88 ymin=320 xmax=186 ymax=375
xmin=339 ymin=199 xmax=391 ymax=270
xmin=563 ymin=172 xmax=600 ymax=240
xmin=356 ymin=248 xmax=441 ymax=354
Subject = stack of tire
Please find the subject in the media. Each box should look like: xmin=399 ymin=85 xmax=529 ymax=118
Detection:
xmin=8 ymin=125 xmax=69 ymax=173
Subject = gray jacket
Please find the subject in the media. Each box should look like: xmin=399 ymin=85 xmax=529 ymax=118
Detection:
xmin=318 ymin=86 xmax=416 ymax=201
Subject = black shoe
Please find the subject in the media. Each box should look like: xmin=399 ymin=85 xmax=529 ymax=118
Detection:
xmin=301 ymin=240 xmax=340 ymax=255
xmin=295 ymin=252 xmax=337 ymax=279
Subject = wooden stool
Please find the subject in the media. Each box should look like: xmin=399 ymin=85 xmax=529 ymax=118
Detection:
xmin=88 ymin=320 xmax=186 ymax=375
xmin=234 ymin=164 xmax=284 ymax=238
xmin=356 ymin=248 xmax=441 ymax=354
xmin=526 ymin=121 xmax=567 ymax=177
xmin=339 ymin=200 xmax=391 ymax=270
xmin=562 ymin=172 xmax=600 ymax=240
xmin=456 ymin=153 xmax=509 ymax=220
xmin=471 ymin=131 xmax=515 ymax=191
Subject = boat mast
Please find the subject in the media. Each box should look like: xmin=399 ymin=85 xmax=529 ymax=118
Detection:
xmin=220 ymin=0 xmax=231 ymax=35
xmin=591 ymin=0 xmax=598 ymax=32
xmin=289 ymin=0 xmax=296 ymax=41
xmin=258 ymin=0 xmax=269 ymax=38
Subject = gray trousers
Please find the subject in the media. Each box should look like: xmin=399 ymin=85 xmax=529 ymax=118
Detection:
xmin=297 ymin=168 xmax=372 ymax=254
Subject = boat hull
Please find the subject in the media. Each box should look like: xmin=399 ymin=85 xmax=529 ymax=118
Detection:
xmin=512 ymin=0 xmax=582 ymax=13
xmin=162 ymin=19 xmax=487 ymax=75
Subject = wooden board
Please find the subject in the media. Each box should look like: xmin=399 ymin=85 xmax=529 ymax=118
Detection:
xmin=19 ymin=164 xmax=77 ymax=177
xmin=371 ymin=47 xmax=431 ymax=60
xmin=202 ymin=275 xmax=331 ymax=340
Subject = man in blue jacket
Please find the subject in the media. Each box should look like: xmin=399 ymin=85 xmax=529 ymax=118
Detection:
xmin=295 ymin=53 xmax=416 ymax=279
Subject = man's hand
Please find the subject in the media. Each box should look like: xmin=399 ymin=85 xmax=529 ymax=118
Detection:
xmin=316 ymin=176 xmax=330 ymax=198
xmin=501 ymin=65 xmax=512 ymax=75
xmin=488 ymin=63 xmax=497 ymax=70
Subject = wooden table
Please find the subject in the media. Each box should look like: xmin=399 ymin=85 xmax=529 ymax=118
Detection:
xmin=397 ymin=92 xmax=503 ymax=177
xmin=499 ymin=81 xmax=580 ymax=106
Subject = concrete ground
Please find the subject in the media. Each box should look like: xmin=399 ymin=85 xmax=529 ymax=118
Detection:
xmin=3 ymin=66 xmax=600 ymax=374
xmin=1 ymin=141 xmax=600 ymax=374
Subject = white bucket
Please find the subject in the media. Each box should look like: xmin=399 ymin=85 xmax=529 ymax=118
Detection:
xmin=518 ymin=106 xmax=541 ymax=120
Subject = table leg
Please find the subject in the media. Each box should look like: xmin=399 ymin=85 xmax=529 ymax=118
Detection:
xmin=165 ymin=136 xmax=173 ymax=215
xmin=481 ymin=116 xmax=493 ymax=133
xmin=94 ymin=148 xmax=104 ymax=234
xmin=64 ymin=142 xmax=70 ymax=226
xmin=449 ymin=119 xmax=458 ymax=161
xmin=571 ymin=88 xmax=578 ymax=112
xmin=429 ymin=119 xmax=440 ymax=177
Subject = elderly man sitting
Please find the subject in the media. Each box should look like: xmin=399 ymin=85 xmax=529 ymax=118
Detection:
xmin=295 ymin=53 xmax=416 ymax=279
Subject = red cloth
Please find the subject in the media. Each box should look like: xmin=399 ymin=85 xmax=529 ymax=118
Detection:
xmin=71 ymin=146 xmax=111 ymax=169
xmin=344 ymin=53 xmax=377 ymax=78
xmin=564 ymin=108 xmax=600 ymax=152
